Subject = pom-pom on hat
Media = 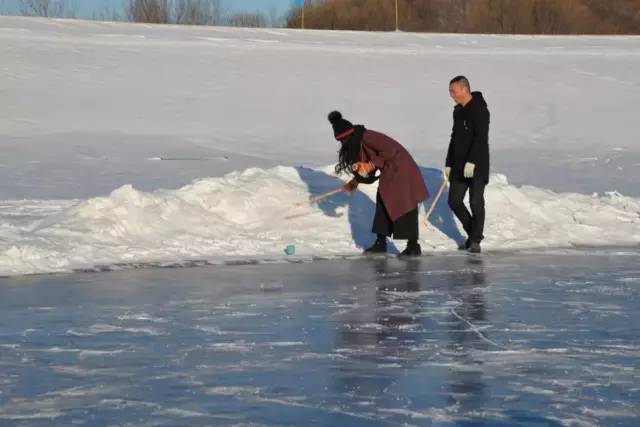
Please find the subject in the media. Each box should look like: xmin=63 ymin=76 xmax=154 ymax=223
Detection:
xmin=328 ymin=111 xmax=355 ymax=140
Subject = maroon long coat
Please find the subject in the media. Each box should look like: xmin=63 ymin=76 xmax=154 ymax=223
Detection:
xmin=359 ymin=130 xmax=429 ymax=221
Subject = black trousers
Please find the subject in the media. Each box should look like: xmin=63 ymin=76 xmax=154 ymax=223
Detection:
xmin=372 ymin=192 xmax=419 ymax=241
xmin=448 ymin=178 xmax=486 ymax=243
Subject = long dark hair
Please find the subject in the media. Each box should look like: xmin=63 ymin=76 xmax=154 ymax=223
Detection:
xmin=335 ymin=125 xmax=365 ymax=175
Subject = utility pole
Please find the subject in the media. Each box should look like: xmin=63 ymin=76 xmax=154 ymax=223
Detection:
xmin=395 ymin=0 xmax=399 ymax=31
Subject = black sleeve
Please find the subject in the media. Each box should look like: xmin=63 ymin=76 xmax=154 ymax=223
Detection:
xmin=353 ymin=169 xmax=380 ymax=184
xmin=468 ymin=107 xmax=489 ymax=165
xmin=445 ymin=112 xmax=455 ymax=167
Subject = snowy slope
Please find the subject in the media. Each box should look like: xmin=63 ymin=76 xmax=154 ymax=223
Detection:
xmin=1 ymin=17 xmax=639 ymax=197
xmin=0 ymin=17 xmax=639 ymax=275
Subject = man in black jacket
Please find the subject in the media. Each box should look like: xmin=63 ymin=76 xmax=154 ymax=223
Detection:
xmin=445 ymin=76 xmax=490 ymax=253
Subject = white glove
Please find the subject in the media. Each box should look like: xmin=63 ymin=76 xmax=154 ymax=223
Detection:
xmin=463 ymin=162 xmax=475 ymax=178
xmin=445 ymin=167 xmax=451 ymax=179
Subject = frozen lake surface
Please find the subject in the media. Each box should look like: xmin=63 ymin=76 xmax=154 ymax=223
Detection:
xmin=1 ymin=250 xmax=638 ymax=426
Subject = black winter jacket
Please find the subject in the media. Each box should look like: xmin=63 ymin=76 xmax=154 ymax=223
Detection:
xmin=446 ymin=91 xmax=490 ymax=183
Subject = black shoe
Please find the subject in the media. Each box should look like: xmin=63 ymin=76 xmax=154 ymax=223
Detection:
xmin=468 ymin=242 xmax=481 ymax=253
xmin=399 ymin=242 xmax=422 ymax=258
xmin=364 ymin=239 xmax=387 ymax=255
xmin=458 ymin=239 xmax=471 ymax=251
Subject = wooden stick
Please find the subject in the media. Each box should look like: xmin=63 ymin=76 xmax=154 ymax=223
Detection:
xmin=284 ymin=187 xmax=345 ymax=220
xmin=424 ymin=171 xmax=449 ymax=226
xmin=293 ymin=187 xmax=344 ymax=207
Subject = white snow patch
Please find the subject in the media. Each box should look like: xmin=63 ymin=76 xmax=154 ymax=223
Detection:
xmin=616 ymin=277 xmax=640 ymax=283
xmin=66 ymin=323 xmax=164 ymax=336
xmin=0 ymin=410 xmax=64 ymax=420
xmin=264 ymin=341 xmax=305 ymax=347
xmin=207 ymin=342 xmax=255 ymax=352
xmin=520 ymin=386 xmax=557 ymax=396
xmin=581 ymin=407 xmax=639 ymax=418
xmin=152 ymin=408 xmax=209 ymax=418
xmin=205 ymin=386 xmax=261 ymax=396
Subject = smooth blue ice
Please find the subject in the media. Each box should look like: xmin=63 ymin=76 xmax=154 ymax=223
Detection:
xmin=1 ymin=250 xmax=639 ymax=426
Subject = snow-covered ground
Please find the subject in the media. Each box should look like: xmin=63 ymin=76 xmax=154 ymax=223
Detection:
xmin=0 ymin=17 xmax=639 ymax=275
xmin=1 ymin=166 xmax=639 ymax=276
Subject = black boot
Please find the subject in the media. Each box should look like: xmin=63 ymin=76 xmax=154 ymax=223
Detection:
xmin=365 ymin=235 xmax=387 ymax=255
xmin=458 ymin=238 xmax=471 ymax=251
xmin=399 ymin=240 xmax=421 ymax=258
xmin=468 ymin=241 xmax=482 ymax=253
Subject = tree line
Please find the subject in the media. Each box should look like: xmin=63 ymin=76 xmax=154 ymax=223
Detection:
xmin=7 ymin=0 xmax=640 ymax=34
xmin=11 ymin=0 xmax=278 ymax=27
xmin=286 ymin=0 xmax=640 ymax=34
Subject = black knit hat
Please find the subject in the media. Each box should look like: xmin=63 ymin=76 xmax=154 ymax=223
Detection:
xmin=328 ymin=111 xmax=354 ymax=141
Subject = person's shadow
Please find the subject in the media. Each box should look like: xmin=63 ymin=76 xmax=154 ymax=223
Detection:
xmin=295 ymin=167 xmax=399 ymax=253
xmin=420 ymin=167 xmax=466 ymax=247
xmin=296 ymin=166 xmax=466 ymax=252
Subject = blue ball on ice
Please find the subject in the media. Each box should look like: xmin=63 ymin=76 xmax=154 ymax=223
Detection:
xmin=285 ymin=245 xmax=296 ymax=255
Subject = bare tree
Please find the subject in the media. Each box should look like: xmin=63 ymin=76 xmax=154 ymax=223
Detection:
xmin=127 ymin=0 xmax=170 ymax=23
xmin=267 ymin=4 xmax=281 ymax=27
xmin=532 ymin=0 xmax=559 ymax=34
xmin=93 ymin=6 xmax=125 ymax=22
xmin=19 ymin=0 xmax=75 ymax=18
xmin=227 ymin=12 xmax=267 ymax=28
xmin=174 ymin=0 xmax=222 ymax=25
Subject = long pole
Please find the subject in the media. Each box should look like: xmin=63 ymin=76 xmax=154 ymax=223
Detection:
xmin=292 ymin=187 xmax=344 ymax=208
xmin=395 ymin=0 xmax=399 ymax=31
xmin=301 ymin=0 xmax=305 ymax=29
xmin=424 ymin=171 xmax=449 ymax=226
xmin=285 ymin=187 xmax=345 ymax=220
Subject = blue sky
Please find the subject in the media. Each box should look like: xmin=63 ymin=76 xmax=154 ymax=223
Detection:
xmin=0 ymin=0 xmax=297 ymax=18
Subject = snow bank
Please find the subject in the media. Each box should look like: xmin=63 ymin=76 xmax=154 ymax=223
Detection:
xmin=0 ymin=166 xmax=638 ymax=276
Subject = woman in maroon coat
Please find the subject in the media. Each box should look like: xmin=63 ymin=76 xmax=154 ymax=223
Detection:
xmin=329 ymin=111 xmax=429 ymax=257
